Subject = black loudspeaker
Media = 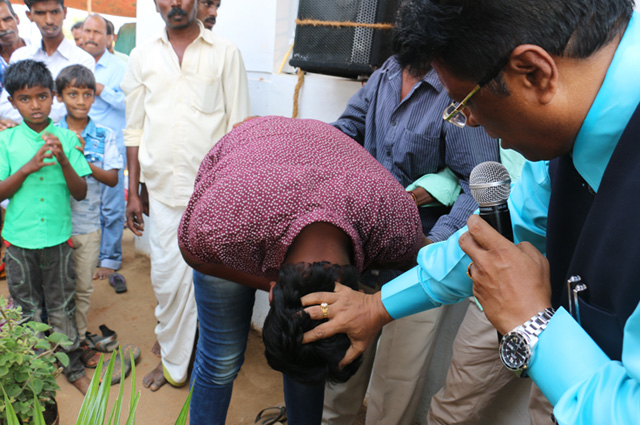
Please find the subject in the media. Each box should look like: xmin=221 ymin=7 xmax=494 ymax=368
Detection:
xmin=289 ymin=0 xmax=399 ymax=79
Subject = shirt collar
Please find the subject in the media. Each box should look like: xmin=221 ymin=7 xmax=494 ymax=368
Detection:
xmin=385 ymin=56 xmax=443 ymax=94
xmin=19 ymin=118 xmax=55 ymax=138
xmin=58 ymin=116 xmax=95 ymax=137
xmin=160 ymin=20 xmax=212 ymax=46
xmin=40 ymin=36 xmax=73 ymax=60
xmin=572 ymin=11 xmax=640 ymax=192
xmin=95 ymin=50 xmax=113 ymax=69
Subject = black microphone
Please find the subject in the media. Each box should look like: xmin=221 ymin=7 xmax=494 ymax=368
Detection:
xmin=469 ymin=161 xmax=513 ymax=242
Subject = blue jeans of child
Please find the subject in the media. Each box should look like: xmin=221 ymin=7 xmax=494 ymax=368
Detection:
xmin=190 ymin=271 xmax=324 ymax=425
xmin=98 ymin=165 xmax=125 ymax=270
xmin=4 ymin=242 xmax=85 ymax=382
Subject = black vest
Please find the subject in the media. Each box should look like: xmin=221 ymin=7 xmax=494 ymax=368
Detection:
xmin=547 ymin=104 xmax=640 ymax=361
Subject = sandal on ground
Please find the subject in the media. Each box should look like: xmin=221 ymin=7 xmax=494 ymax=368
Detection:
xmin=86 ymin=324 xmax=119 ymax=352
xmin=79 ymin=340 xmax=101 ymax=368
xmin=108 ymin=273 xmax=127 ymax=294
xmin=119 ymin=343 xmax=142 ymax=365
xmin=101 ymin=350 xmax=132 ymax=386
xmin=254 ymin=405 xmax=286 ymax=425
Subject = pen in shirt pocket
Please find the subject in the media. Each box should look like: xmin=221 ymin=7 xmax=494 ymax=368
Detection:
xmin=567 ymin=275 xmax=588 ymax=325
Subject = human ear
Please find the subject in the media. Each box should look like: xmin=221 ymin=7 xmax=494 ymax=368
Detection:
xmin=505 ymin=44 xmax=558 ymax=105
xmin=268 ymin=281 xmax=276 ymax=305
xmin=25 ymin=10 xmax=32 ymax=22
xmin=7 ymin=96 xmax=15 ymax=109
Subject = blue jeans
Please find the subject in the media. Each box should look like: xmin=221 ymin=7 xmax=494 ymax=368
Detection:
xmin=190 ymin=271 xmax=325 ymax=425
xmin=99 ymin=158 xmax=126 ymax=270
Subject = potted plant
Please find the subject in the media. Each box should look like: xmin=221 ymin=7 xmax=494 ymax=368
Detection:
xmin=1 ymin=294 xmax=192 ymax=425
xmin=0 ymin=296 xmax=70 ymax=425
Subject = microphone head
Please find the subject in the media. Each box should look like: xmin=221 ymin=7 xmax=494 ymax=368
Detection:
xmin=469 ymin=161 xmax=511 ymax=206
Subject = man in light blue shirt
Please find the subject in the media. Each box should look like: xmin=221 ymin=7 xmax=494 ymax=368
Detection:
xmin=302 ymin=1 xmax=640 ymax=424
xmin=82 ymin=14 xmax=127 ymax=281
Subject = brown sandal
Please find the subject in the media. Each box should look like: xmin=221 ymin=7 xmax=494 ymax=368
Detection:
xmin=79 ymin=340 xmax=101 ymax=368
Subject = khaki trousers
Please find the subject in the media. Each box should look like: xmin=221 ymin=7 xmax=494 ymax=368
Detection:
xmin=323 ymin=307 xmax=445 ymax=425
xmin=428 ymin=301 xmax=554 ymax=425
xmin=72 ymin=229 xmax=101 ymax=337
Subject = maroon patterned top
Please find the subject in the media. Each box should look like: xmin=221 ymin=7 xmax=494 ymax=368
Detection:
xmin=178 ymin=116 xmax=422 ymax=280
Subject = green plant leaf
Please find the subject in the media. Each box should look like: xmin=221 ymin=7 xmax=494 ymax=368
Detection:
xmin=54 ymin=352 xmax=70 ymax=367
xmin=31 ymin=393 xmax=46 ymax=425
xmin=31 ymin=379 xmax=44 ymax=396
xmin=173 ymin=385 xmax=193 ymax=425
xmin=76 ymin=354 xmax=105 ymax=424
xmin=13 ymin=371 xmax=28 ymax=383
xmin=27 ymin=321 xmax=51 ymax=333
xmin=0 ymin=365 xmax=9 ymax=377
xmin=2 ymin=387 xmax=21 ymax=425
xmin=47 ymin=332 xmax=71 ymax=346
xmin=34 ymin=339 xmax=51 ymax=350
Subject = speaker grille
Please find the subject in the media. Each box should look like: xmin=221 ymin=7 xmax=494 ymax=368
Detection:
xmin=290 ymin=0 xmax=398 ymax=78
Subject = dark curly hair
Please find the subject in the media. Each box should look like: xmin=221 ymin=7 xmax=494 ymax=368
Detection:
xmin=262 ymin=262 xmax=363 ymax=385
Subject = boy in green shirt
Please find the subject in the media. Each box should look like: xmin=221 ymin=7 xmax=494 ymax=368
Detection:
xmin=0 ymin=60 xmax=92 ymax=393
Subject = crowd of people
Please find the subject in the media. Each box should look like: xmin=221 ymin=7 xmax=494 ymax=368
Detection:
xmin=0 ymin=0 xmax=639 ymax=424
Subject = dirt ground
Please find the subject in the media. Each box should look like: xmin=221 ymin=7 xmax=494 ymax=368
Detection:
xmin=1 ymin=230 xmax=287 ymax=425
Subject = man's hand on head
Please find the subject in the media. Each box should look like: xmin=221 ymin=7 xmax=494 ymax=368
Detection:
xmin=301 ymin=283 xmax=393 ymax=369
xmin=459 ymin=215 xmax=552 ymax=334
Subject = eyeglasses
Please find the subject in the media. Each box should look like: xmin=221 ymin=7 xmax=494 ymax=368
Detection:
xmin=441 ymin=54 xmax=511 ymax=128
xmin=442 ymin=84 xmax=481 ymax=128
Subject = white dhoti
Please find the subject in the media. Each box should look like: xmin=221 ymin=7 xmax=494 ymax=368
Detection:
xmin=148 ymin=196 xmax=198 ymax=384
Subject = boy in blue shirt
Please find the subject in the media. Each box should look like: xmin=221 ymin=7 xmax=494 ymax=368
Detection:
xmin=0 ymin=59 xmax=91 ymax=393
xmin=56 ymin=64 xmax=123 ymax=368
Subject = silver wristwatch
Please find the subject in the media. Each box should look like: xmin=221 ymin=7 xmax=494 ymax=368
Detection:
xmin=499 ymin=308 xmax=555 ymax=378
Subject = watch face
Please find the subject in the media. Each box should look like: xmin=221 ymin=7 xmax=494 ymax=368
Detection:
xmin=500 ymin=332 xmax=531 ymax=371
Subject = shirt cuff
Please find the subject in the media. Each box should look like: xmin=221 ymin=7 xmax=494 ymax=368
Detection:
xmin=99 ymin=86 xmax=125 ymax=110
xmin=406 ymin=171 xmax=462 ymax=207
xmin=528 ymin=308 xmax=610 ymax=405
xmin=123 ymin=129 xmax=143 ymax=147
xmin=381 ymin=266 xmax=442 ymax=319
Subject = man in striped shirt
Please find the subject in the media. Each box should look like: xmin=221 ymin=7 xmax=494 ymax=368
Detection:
xmin=325 ymin=47 xmax=500 ymax=424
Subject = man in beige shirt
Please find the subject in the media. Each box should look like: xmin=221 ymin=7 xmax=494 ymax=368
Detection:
xmin=121 ymin=0 xmax=250 ymax=391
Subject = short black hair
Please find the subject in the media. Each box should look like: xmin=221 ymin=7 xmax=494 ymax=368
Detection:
xmin=105 ymin=18 xmax=114 ymax=36
xmin=71 ymin=20 xmax=83 ymax=31
xmin=0 ymin=0 xmax=17 ymax=17
xmin=24 ymin=0 xmax=64 ymax=9
xmin=394 ymin=0 xmax=633 ymax=89
xmin=55 ymin=64 xmax=96 ymax=93
xmin=4 ymin=60 xmax=53 ymax=97
xmin=262 ymin=262 xmax=363 ymax=385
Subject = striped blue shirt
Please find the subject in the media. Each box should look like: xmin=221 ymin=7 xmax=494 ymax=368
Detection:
xmin=332 ymin=56 xmax=499 ymax=242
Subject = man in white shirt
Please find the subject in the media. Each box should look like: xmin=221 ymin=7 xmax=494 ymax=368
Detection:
xmin=122 ymin=0 xmax=250 ymax=391
xmin=0 ymin=0 xmax=94 ymax=126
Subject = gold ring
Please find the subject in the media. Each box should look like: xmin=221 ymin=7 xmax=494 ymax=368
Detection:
xmin=466 ymin=262 xmax=473 ymax=279
xmin=320 ymin=302 xmax=329 ymax=319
